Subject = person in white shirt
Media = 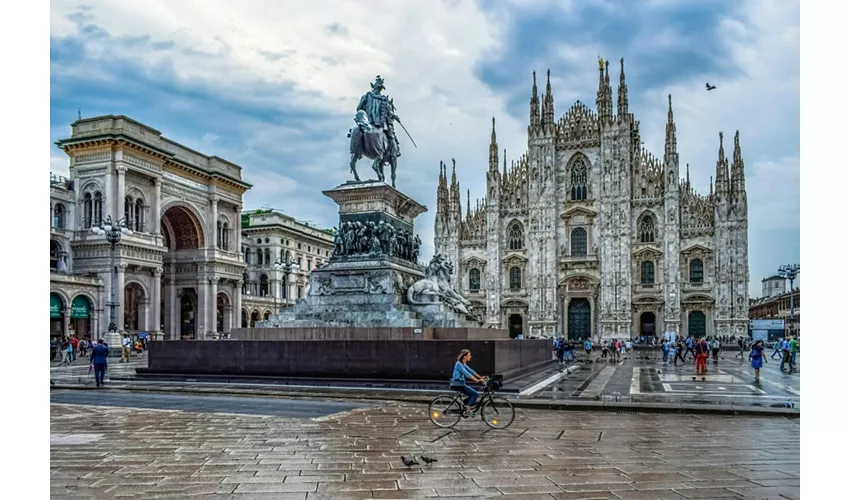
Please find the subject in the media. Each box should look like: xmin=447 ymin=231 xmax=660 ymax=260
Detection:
xmin=121 ymin=334 xmax=132 ymax=363
xmin=711 ymin=337 xmax=721 ymax=364
xmin=625 ymin=340 xmax=632 ymax=354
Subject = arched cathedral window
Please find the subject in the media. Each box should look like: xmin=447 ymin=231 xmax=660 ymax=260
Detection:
xmin=134 ymin=199 xmax=144 ymax=232
xmin=469 ymin=268 xmax=480 ymax=292
xmin=507 ymin=222 xmax=524 ymax=250
xmin=256 ymin=248 xmax=263 ymax=266
xmin=570 ymin=158 xmax=588 ymax=201
xmin=638 ymin=214 xmax=656 ymax=243
xmin=93 ymin=192 xmax=103 ymax=225
xmin=690 ymin=259 xmax=704 ymax=284
xmin=53 ymin=204 xmax=66 ymax=229
xmin=570 ymin=227 xmax=587 ymax=257
xmin=509 ymin=267 xmax=522 ymax=290
xmin=640 ymin=261 xmax=655 ymax=286
xmin=82 ymin=193 xmax=93 ymax=228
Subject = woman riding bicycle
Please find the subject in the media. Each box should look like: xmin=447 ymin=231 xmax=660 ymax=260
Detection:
xmin=451 ymin=349 xmax=486 ymax=417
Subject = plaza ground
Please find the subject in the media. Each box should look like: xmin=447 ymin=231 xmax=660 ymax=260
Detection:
xmin=51 ymin=393 xmax=799 ymax=499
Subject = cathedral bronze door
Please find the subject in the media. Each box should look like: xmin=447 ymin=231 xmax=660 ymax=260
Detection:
xmin=508 ymin=314 xmax=524 ymax=338
xmin=567 ymin=298 xmax=591 ymax=340
xmin=688 ymin=311 xmax=706 ymax=337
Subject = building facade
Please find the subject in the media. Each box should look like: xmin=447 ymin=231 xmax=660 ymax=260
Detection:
xmin=749 ymin=288 xmax=800 ymax=337
xmin=50 ymin=115 xmax=250 ymax=341
xmin=434 ymin=60 xmax=750 ymax=340
xmin=761 ymin=275 xmax=787 ymax=298
xmin=240 ymin=209 xmax=334 ymax=326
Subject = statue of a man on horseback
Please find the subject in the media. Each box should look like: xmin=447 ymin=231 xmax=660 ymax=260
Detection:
xmin=347 ymin=75 xmax=415 ymax=188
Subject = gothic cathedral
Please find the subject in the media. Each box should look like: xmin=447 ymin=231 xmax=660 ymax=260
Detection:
xmin=433 ymin=59 xmax=749 ymax=341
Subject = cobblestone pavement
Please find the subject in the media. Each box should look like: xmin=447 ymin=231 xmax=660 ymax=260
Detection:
xmin=516 ymin=351 xmax=800 ymax=408
xmin=51 ymin=396 xmax=800 ymax=499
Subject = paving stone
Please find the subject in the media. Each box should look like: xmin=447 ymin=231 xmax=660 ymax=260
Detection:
xmin=612 ymin=490 xmax=688 ymax=499
xmin=234 ymin=482 xmax=319 ymax=493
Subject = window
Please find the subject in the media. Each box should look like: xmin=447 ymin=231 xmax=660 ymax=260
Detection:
xmin=689 ymin=259 xmax=704 ymax=284
xmin=469 ymin=268 xmax=481 ymax=292
xmin=264 ymin=248 xmax=271 ymax=265
xmin=243 ymin=248 xmax=248 ymax=263
xmin=242 ymin=274 xmax=248 ymax=294
xmin=125 ymin=196 xmax=133 ymax=227
xmin=298 ymin=243 xmax=302 ymax=249
xmin=134 ymin=199 xmax=144 ymax=232
xmin=507 ymin=222 xmax=523 ymax=250
xmin=82 ymin=193 xmax=93 ymax=228
xmin=638 ymin=214 xmax=656 ymax=243
xmin=53 ymin=204 xmax=65 ymax=229
xmin=570 ymin=158 xmax=588 ymax=201
xmin=216 ymin=221 xmax=223 ymax=249
xmin=570 ymin=227 xmax=587 ymax=257
xmin=93 ymin=192 xmax=103 ymax=225
xmin=640 ymin=261 xmax=655 ymax=286
xmin=297 ymin=286 xmax=303 ymax=299
xmin=259 ymin=274 xmax=269 ymax=296
xmin=256 ymin=249 xmax=263 ymax=265
xmin=50 ymin=240 xmax=61 ymax=270
xmin=509 ymin=266 xmax=522 ymax=290
xmin=221 ymin=223 xmax=229 ymax=250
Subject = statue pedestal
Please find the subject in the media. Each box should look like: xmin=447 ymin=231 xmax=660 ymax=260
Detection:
xmin=258 ymin=180 xmax=479 ymax=329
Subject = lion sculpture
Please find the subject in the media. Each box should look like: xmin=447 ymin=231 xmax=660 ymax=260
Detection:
xmin=407 ymin=254 xmax=473 ymax=316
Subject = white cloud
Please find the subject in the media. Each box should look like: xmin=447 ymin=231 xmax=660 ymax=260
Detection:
xmin=50 ymin=152 xmax=69 ymax=177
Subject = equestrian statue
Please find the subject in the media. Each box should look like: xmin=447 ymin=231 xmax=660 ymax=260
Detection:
xmin=347 ymin=75 xmax=416 ymax=188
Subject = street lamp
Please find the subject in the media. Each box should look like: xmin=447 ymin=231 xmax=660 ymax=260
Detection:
xmin=274 ymin=255 xmax=300 ymax=312
xmin=91 ymin=216 xmax=131 ymax=344
xmin=777 ymin=263 xmax=800 ymax=332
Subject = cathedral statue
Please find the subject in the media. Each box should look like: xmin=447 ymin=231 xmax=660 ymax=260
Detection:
xmin=347 ymin=75 xmax=416 ymax=188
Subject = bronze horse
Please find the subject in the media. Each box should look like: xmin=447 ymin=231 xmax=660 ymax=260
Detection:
xmin=348 ymin=110 xmax=398 ymax=187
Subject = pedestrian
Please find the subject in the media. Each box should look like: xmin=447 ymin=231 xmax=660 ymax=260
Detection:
xmin=735 ymin=336 xmax=745 ymax=359
xmin=121 ymin=334 xmax=131 ymax=363
xmin=695 ymin=338 xmax=709 ymax=375
xmin=749 ymin=339 xmax=767 ymax=382
xmin=711 ymin=337 xmax=721 ymax=364
xmin=771 ymin=338 xmax=783 ymax=359
xmin=60 ymin=340 xmax=72 ymax=365
xmin=50 ymin=338 xmax=57 ymax=361
xmin=625 ymin=339 xmax=632 ymax=354
xmin=789 ymin=336 xmax=799 ymax=368
xmin=780 ymin=337 xmax=792 ymax=372
xmin=556 ymin=337 xmax=566 ymax=371
xmin=601 ymin=341 xmax=609 ymax=361
xmin=584 ymin=337 xmax=593 ymax=362
xmin=662 ymin=339 xmax=670 ymax=363
xmin=566 ymin=338 xmax=577 ymax=362
xmin=69 ymin=335 xmax=79 ymax=362
xmin=674 ymin=338 xmax=687 ymax=366
xmin=90 ymin=339 xmax=110 ymax=387
xmin=79 ymin=338 xmax=88 ymax=358
xmin=619 ymin=339 xmax=626 ymax=359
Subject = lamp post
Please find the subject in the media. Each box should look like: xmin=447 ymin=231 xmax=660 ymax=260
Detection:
xmin=274 ymin=254 xmax=300 ymax=312
xmin=777 ymin=264 xmax=800 ymax=334
xmin=91 ymin=216 xmax=131 ymax=349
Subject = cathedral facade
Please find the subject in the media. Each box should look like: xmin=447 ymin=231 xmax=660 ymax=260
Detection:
xmin=434 ymin=59 xmax=749 ymax=341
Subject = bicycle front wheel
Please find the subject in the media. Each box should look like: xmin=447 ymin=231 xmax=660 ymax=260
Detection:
xmin=480 ymin=396 xmax=515 ymax=429
xmin=428 ymin=395 xmax=462 ymax=428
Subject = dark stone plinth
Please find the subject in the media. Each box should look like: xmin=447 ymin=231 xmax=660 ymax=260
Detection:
xmin=230 ymin=326 xmax=510 ymax=341
xmin=144 ymin=339 xmax=551 ymax=381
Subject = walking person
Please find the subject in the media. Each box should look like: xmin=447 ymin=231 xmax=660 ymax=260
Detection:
xmin=674 ymin=338 xmax=687 ymax=366
xmin=584 ymin=337 xmax=593 ymax=362
xmin=749 ymin=339 xmax=767 ymax=382
xmin=60 ymin=340 xmax=72 ymax=366
xmin=694 ymin=338 xmax=709 ymax=376
xmin=69 ymin=335 xmax=79 ymax=362
xmin=555 ymin=337 xmax=567 ymax=372
xmin=770 ymin=338 xmax=783 ymax=359
xmin=90 ymin=339 xmax=110 ymax=387
xmin=625 ymin=339 xmax=632 ymax=355
xmin=735 ymin=336 xmax=745 ymax=359
xmin=662 ymin=338 xmax=670 ymax=363
xmin=121 ymin=334 xmax=131 ymax=363
xmin=780 ymin=337 xmax=792 ymax=371
xmin=601 ymin=341 xmax=609 ymax=361
xmin=790 ymin=336 xmax=799 ymax=369
xmin=711 ymin=337 xmax=721 ymax=364
xmin=566 ymin=338 xmax=577 ymax=362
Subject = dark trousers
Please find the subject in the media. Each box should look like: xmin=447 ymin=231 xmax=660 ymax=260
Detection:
xmin=457 ymin=385 xmax=479 ymax=408
xmin=712 ymin=348 xmax=720 ymax=363
xmin=675 ymin=350 xmax=687 ymax=364
xmin=781 ymin=351 xmax=792 ymax=371
xmin=94 ymin=364 xmax=106 ymax=386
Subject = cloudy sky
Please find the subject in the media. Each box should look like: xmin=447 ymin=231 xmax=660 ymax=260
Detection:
xmin=49 ymin=0 xmax=799 ymax=297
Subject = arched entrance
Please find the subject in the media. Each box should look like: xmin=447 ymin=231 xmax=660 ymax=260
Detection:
xmin=50 ymin=293 xmax=66 ymax=338
xmin=250 ymin=310 xmax=260 ymax=327
xmin=640 ymin=311 xmax=656 ymax=339
xmin=263 ymin=311 xmax=271 ymax=321
xmin=69 ymin=295 xmax=93 ymax=339
xmin=508 ymin=314 xmax=524 ymax=339
xmin=567 ymin=298 xmax=591 ymax=340
xmin=688 ymin=311 xmax=706 ymax=337
xmin=180 ymin=292 xmax=196 ymax=340
xmin=161 ymin=206 xmax=205 ymax=250
xmin=241 ymin=309 xmax=248 ymax=328
xmin=124 ymin=283 xmax=146 ymax=332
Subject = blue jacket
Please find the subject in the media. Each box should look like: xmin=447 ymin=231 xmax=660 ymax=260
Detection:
xmin=450 ymin=361 xmax=477 ymax=386
xmin=90 ymin=344 xmax=109 ymax=366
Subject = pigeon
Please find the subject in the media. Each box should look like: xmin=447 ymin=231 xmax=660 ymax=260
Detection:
xmin=706 ymin=82 xmax=717 ymax=91
xmin=420 ymin=456 xmax=438 ymax=465
xmin=401 ymin=456 xmax=420 ymax=467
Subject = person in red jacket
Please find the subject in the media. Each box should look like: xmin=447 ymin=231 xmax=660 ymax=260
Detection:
xmin=694 ymin=338 xmax=709 ymax=375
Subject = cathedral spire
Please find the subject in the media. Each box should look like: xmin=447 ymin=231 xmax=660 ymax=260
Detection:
xmin=542 ymin=69 xmax=555 ymax=126
xmin=731 ymin=130 xmax=747 ymax=204
xmin=665 ymin=94 xmax=678 ymax=158
xmin=467 ymin=189 xmax=471 ymax=216
xmin=503 ymin=148 xmax=508 ymax=179
xmin=451 ymin=157 xmax=457 ymax=186
xmin=710 ymin=176 xmax=714 ymax=197
xmin=489 ymin=117 xmax=499 ymax=172
xmin=529 ymin=71 xmax=540 ymax=129
xmin=715 ymin=132 xmax=729 ymax=197
xmin=595 ymin=57 xmax=612 ymax=121
xmin=686 ymin=163 xmax=690 ymax=187
xmin=617 ymin=58 xmax=629 ymax=118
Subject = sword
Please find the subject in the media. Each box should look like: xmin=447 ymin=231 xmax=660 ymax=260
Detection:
xmin=395 ymin=118 xmax=417 ymax=148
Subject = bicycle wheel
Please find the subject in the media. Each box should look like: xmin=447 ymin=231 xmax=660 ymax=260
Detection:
xmin=428 ymin=395 xmax=463 ymax=428
xmin=480 ymin=396 xmax=515 ymax=429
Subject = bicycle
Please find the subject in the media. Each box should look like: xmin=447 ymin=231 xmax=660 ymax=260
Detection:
xmin=428 ymin=374 xmax=516 ymax=429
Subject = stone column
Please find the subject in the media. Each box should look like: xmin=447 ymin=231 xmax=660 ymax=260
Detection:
xmin=152 ymin=268 xmax=162 ymax=339
xmin=234 ymin=281 xmax=243 ymax=330
xmin=209 ymin=277 xmax=219 ymax=337
xmin=195 ymin=279 xmax=207 ymax=339
xmin=209 ymin=196 xmax=219 ymax=250
xmin=116 ymin=263 xmax=127 ymax=332
xmin=116 ymin=165 xmax=127 ymax=222
xmin=162 ymin=274 xmax=171 ymax=340
xmin=173 ymin=288 xmax=183 ymax=340
xmin=152 ymin=178 xmax=162 ymax=235
xmin=234 ymin=205 xmax=242 ymax=250
xmin=223 ymin=305 xmax=232 ymax=334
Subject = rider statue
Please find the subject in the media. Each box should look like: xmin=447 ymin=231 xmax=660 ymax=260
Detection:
xmin=357 ymin=75 xmax=401 ymax=159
